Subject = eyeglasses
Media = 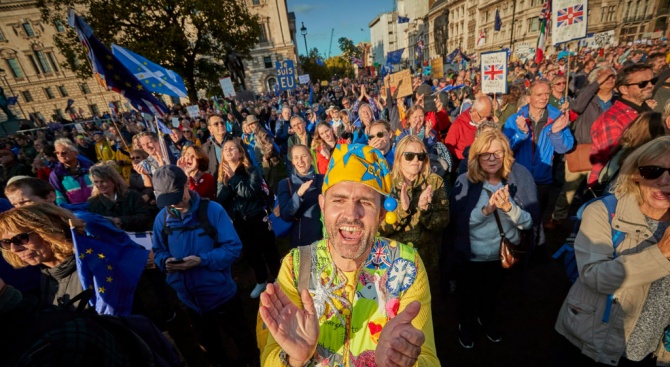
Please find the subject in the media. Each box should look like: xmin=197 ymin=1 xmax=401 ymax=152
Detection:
xmin=638 ymin=166 xmax=670 ymax=180
xmin=54 ymin=151 xmax=71 ymax=156
xmin=0 ymin=232 xmax=33 ymax=250
xmin=130 ymin=156 xmax=143 ymax=160
xmin=368 ymin=131 xmax=386 ymax=140
xmin=624 ymin=77 xmax=658 ymax=88
xmin=554 ymin=82 xmax=566 ymax=86
xmin=403 ymin=152 xmax=427 ymax=161
xmin=479 ymin=151 xmax=504 ymax=161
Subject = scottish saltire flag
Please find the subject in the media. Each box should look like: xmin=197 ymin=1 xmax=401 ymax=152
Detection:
xmin=386 ymin=48 xmax=404 ymax=64
xmin=67 ymin=8 xmax=168 ymax=117
xmin=71 ymin=214 xmax=148 ymax=315
xmin=552 ymin=0 xmax=587 ymax=45
xmin=112 ymin=44 xmax=187 ymax=98
xmin=480 ymin=50 xmax=508 ymax=94
xmin=398 ymin=16 xmax=410 ymax=23
xmin=494 ymin=9 xmax=503 ymax=31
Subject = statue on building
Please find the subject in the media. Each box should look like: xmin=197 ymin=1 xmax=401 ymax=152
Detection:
xmin=0 ymin=86 xmax=17 ymax=122
xmin=434 ymin=9 xmax=449 ymax=58
xmin=224 ymin=43 xmax=247 ymax=91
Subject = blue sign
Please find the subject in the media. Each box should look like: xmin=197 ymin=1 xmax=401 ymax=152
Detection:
xmin=275 ymin=60 xmax=296 ymax=90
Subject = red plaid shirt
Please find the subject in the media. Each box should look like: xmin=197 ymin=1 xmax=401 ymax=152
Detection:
xmin=588 ymin=100 xmax=641 ymax=186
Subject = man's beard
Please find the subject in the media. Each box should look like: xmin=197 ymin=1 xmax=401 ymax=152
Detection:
xmin=326 ymin=218 xmax=375 ymax=261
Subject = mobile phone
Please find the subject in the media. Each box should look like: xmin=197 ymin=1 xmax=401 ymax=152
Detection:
xmin=168 ymin=258 xmax=185 ymax=264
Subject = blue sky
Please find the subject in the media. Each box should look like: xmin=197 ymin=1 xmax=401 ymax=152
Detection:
xmin=287 ymin=0 xmax=394 ymax=58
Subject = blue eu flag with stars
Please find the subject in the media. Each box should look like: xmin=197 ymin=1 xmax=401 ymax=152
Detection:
xmin=112 ymin=44 xmax=188 ymax=98
xmin=71 ymin=216 xmax=149 ymax=316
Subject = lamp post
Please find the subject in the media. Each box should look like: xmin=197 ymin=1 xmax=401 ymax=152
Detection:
xmin=0 ymin=68 xmax=27 ymax=120
xmin=300 ymin=22 xmax=308 ymax=56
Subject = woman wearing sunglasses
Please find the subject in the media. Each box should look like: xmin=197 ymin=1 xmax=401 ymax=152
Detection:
xmin=379 ymin=135 xmax=449 ymax=289
xmin=555 ymin=136 xmax=670 ymax=366
xmin=447 ymin=129 xmax=538 ymax=348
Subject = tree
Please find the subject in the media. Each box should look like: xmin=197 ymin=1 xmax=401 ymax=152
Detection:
xmin=299 ymin=48 xmax=354 ymax=82
xmin=37 ymin=0 xmax=260 ymax=103
xmin=337 ymin=37 xmax=361 ymax=59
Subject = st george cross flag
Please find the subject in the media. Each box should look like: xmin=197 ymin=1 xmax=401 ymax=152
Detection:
xmin=480 ymin=50 xmax=508 ymax=95
xmin=552 ymin=0 xmax=588 ymax=45
xmin=477 ymin=30 xmax=486 ymax=46
xmin=111 ymin=44 xmax=188 ymax=98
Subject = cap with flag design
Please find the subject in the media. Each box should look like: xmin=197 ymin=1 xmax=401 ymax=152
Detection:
xmin=322 ymin=144 xmax=392 ymax=196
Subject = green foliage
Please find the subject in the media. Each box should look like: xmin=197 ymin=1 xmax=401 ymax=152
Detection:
xmin=299 ymin=47 xmax=354 ymax=82
xmin=337 ymin=37 xmax=361 ymax=59
xmin=37 ymin=0 xmax=260 ymax=102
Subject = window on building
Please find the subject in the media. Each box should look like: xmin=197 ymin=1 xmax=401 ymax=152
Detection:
xmin=5 ymin=58 xmax=23 ymax=78
xmin=263 ymin=56 xmax=272 ymax=68
xmin=21 ymin=91 xmax=33 ymax=102
xmin=27 ymin=55 xmax=41 ymax=75
xmin=44 ymin=87 xmax=55 ymax=99
xmin=529 ymin=17 xmax=539 ymax=33
xmin=35 ymin=51 xmax=52 ymax=73
xmin=252 ymin=0 xmax=261 ymax=4
xmin=80 ymin=83 xmax=91 ymax=94
xmin=53 ymin=109 xmax=64 ymax=119
xmin=22 ymin=22 xmax=35 ymax=37
xmin=259 ymin=23 xmax=268 ymax=44
xmin=54 ymin=20 xmax=65 ymax=33
xmin=88 ymin=104 xmax=100 ymax=117
xmin=608 ymin=6 xmax=617 ymax=22
xmin=57 ymin=85 xmax=68 ymax=97
xmin=29 ymin=112 xmax=45 ymax=123
xmin=47 ymin=52 xmax=59 ymax=72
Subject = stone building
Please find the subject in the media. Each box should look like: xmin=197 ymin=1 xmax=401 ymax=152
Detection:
xmin=0 ymin=0 xmax=121 ymax=124
xmin=242 ymin=0 xmax=298 ymax=94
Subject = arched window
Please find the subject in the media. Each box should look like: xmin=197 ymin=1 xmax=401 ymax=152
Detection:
xmin=267 ymin=77 xmax=277 ymax=91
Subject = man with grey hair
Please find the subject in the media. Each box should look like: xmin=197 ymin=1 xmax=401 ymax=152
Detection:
xmin=445 ymin=95 xmax=493 ymax=161
xmin=49 ymin=138 xmax=94 ymax=205
xmin=287 ymin=116 xmax=312 ymax=161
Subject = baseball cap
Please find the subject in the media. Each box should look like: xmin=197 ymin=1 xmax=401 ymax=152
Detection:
xmin=153 ymin=165 xmax=188 ymax=208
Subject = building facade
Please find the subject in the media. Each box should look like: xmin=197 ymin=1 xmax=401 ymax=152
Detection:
xmin=0 ymin=0 xmax=121 ymax=124
xmin=242 ymin=0 xmax=298 ymax=94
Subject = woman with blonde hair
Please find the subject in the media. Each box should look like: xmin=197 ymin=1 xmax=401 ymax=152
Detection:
xmin=380 ymin=135 xmax=450 ymax=287
xmin=311 ymin=122 xmax=337 ymax=174
xmin=216 ymin=138 xmax=280 ymax=299
xmin=448 ymin=129 xmax=538 ymax=348
xmin=87 ymin=161 xmax=153 ymax=231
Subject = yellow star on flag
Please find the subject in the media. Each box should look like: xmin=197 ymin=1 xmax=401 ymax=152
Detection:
xmin=144 ymin=79 xmax=150 ymax=83
xmin=137 ymin=67 xmax=142 ymax=71
xmin=86 ymin=248 xmax=93 ymax=254
xmin=125 ymin=82 xmax=132 ymax=87
xmin=151 ymin=84 xmax=156 ymax=88
xmin=79 ymin=253 xmax=85 ymax=259
xmin=106 ymin=55 xmax=112 ymax=60
xmin=136 ymin=84 xmax=143 ymax=90
xmin=107 ymin=265 xmax=113 ymax=270
xmin=139 ymin=74 xmax=145 ymax=78
xmin=99 ymin=287 xmax=106 ymax=294
xmin=106 ymin=276 xmax=113 ymax=283
xmin=113 ymin=75 xmax=120 ymax=80
xmin=106 ymin=64 xmax=113 ymax=70
xmin=143 ymin=62 xmax=147 ymax=65
xmin=98 ymin=253 xmax=105 ymax=259
xmin=158 ymin=84 xmax=163 ymax=87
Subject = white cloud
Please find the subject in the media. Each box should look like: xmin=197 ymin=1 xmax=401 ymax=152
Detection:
xmin=292 ymin=4 xmax=317 ymax=13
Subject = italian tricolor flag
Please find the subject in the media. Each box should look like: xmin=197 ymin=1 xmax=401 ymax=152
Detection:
xmin=535 ymin=0 xmax=550 ymax=64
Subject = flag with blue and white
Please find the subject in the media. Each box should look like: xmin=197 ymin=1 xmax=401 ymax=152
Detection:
xmin=112 ymin=44 xmax=187 ymax=98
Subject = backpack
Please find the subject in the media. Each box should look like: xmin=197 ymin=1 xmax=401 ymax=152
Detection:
xmin=427 ymin=141 xmax=454 ymax=194
xmin=161 ymin=198 xmax=217 ymax=249
xmin=552 ymin=195 xmax=624 ymax=284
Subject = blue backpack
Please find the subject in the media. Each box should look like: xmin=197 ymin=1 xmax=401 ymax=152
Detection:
xmin=552 ymin=194 xmax=624 ymax=284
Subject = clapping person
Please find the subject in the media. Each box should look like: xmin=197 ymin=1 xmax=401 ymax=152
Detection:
xmin=397 ymin=105 xmax=438 ymax=153
xmin=177 ymin=145 xmax=216 ymax=200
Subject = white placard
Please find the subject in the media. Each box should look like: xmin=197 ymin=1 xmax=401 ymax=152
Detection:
xmin=75 ymin=123 xmax=85 ymax=134
xmin=515 ymin=43 xmax=534 ymax=60
xmin=298 ymin=74 xmax=311 ymax=84
xmin=171 ymin=117 xmax=180 ymax=128
xmin=186 ymin=105 xmax=200 ymax=118
xmin=480 ymin=51 xmax=508 ymax=95
xmin=219 ymin=77 xmax=236 ymax=98
xmin=552 ymin=0 xmax=588 ymax=45
xmin=127 ymin=231 xmax=153 ymax=251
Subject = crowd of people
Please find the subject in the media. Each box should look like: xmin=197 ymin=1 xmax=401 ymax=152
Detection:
xmin=0 ymin=40 xmax=669 ymax=366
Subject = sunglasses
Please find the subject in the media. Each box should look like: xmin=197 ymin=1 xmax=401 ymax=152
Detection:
xmin=624 ymin=77 xmax=658 ymax=88
xmin=368 ymin=131 xmax=385 ymax=140
xmin=130 ymin=156 xmax=143 ymax=160
xmin=403 ymin=152 xmax=427 ymax=161
xmin=638 ymin=166 xmax=670 ymax=180
xmin=0 ymin=232 xmax=32 ymax=250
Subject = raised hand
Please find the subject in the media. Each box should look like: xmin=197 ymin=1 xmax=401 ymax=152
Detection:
xmin=516 ymin=115 xmax=529 ymax=133
xmin=400 ymin=183 xmax=410 ymax=212
xmin=551 ymin=113 xmax=570 ymax=133
xmin=418 ymin=185 xmax=433 ymax=211
xmin=297 ymin=180 xmax=313 ymax=197
xmin=260 ymin=283 xmax=319 ymax=366
xmin=375 ymin=301 xmax=425 ymax=367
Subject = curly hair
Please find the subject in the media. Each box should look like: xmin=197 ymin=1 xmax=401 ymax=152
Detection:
xmin=0 ymin=203 xmax=85 ymax=268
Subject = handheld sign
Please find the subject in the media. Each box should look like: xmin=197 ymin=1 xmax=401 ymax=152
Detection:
xmin=480 ymin=50 xmax=508 ymax=95
xmin=219 ymin=77 xmax=236 ymax=98
xmin=298 ymin=74 xmax=311 ymax=84
xmin=276 ymin=60 xmax=296 ymax=90
xmin=186 ymin=105 xmax=200 ymax=119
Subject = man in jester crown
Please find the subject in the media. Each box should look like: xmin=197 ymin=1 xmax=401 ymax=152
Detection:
xmin=259 ymin=144 xmax=439 ymax=367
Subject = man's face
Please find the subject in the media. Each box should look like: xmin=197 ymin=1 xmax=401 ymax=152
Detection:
xmin=528 ymin=83 xmax=551 ymax=110
xmin=290 ymin=119 xmax=306 ymax=136
xmin=170 ymin=129 xmax=183 ymax=143
xmin=342 ymin=98 xmax=351 ymax=110
xmin=367 ymin=124 xmax=391 ymax=152
xmin=93 ymin=134 xmax=103 ymax=142
xmin=281 ymin=108 xmax=291 ymax=121
xmin=650 ymin=57 xmax=666 ymax=74
xmin=208 ymin=117 xmax=227 ymax=138
xmin=6 ymin=187 xmax=54 ymax=207
xmin=54 ymin=145 xmax=78 ymax=166
xmin=139 ymin=136 xmax=158 ymax=156
xmin=619 ymin=69 xmax=654 ymax=103
xmin=319 ymin=182 xmax=384 ymax=264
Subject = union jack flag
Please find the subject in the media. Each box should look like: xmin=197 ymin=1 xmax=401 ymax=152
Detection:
xmin=483 ymin=64 xmax=504 ymax=81
xmin=351 ymin=57 xmax=363 ymax=67
xmin=557 ymin=4 xmax=584 ymax=27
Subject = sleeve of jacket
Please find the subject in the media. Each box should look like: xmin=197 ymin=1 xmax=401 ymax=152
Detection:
xmin=197 ymin=203 xmax=242 ymax=271
xmin=151 ymin=210 xmax=170 ymax=271
xmin=119 ymin=191 xmax=153 ymax=231
xmin=231 ymin=167 xmax=263 ymax=199
xmin=576 ymin=200 xmax=670 ymax=294
xmin=503 ymin=113 xmax=529 ymax=152
xmin=570 ymin=80 xmax=600 ymax=115
xmin=278 ymin=178 xmax=299 ymax=221
xmin=49 ymin=171 xmax=67 ymax=205
xmin=419 ymin=176 xmax=450 ymax=231
xmin=548 ymin=125 xmax=575 ymax=154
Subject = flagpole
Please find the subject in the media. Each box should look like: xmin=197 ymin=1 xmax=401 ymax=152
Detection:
xmin=564 ymin=43 xmax=570 ymax=101
xmin=154 ymin=118 xmax=171 ymax=165
xmin=109 ymin=118 xmax=129 ymax=150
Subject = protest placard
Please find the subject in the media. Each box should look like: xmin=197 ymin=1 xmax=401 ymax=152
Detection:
xmin=219 ymin=77 xmax=236 ymax=98
xmin=384 ymin=69 xmax=412 ymax=98
xmin=431 ymin=57 xmax=444 ymax=78
xmin=186 ymin=105 xmax=200 ymax=118
xmin=480 ymin=50 xmax=508 ymax=95
xmin=298 ymin=74 xmax=310 ymax=84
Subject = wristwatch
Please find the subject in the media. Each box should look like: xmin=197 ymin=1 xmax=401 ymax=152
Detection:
xmin=279 ymin=350 xmax=311 ymax=367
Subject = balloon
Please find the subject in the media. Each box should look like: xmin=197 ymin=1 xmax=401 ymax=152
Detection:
xmin=385 ymin=211 xmax=397 ymax=224
xmin=383 ymin=197 xmax=398 ymax=211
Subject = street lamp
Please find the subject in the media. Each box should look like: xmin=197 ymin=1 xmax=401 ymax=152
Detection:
xmin=0 ymin=68 xmax=27 ymax=120
xmin=300 ymin=22 xmax=308 ymax=56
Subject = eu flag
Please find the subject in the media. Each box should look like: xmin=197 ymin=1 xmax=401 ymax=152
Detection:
xmin=316 ymin=58 xmax=325 ymax=67
xmin=494 ymin=9 xmax=503 ymax=31
xmin=445 ymin=48 xmax=461 ymax=64
xmin=386 ymin=48 xmax=405 ymax=64
xmin=67 ymin=9 xmax=168 ymax=117
xmin=111 ymin=44 xmax=188 ymax=98
xmin=71 ymin=214 xmax=149 ymax=315
xmin=398 ymin=16 xmax=410 ymax=23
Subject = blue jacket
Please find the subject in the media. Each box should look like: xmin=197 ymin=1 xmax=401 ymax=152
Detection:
xmin=503 ymin=104 xmax=574 ymax=185
xmin=152 ymin=192 xmax=242 ymax=314
xmin=397 ymin=128 xmax=438 ymax=153
xmin=277 ymin=170 xmax=324 ymax=247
